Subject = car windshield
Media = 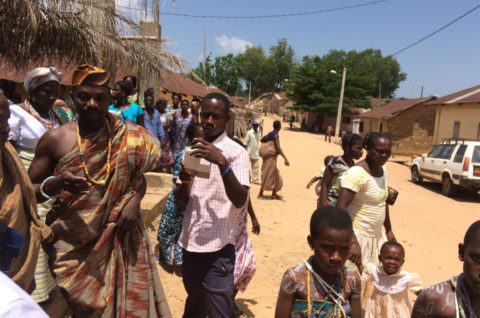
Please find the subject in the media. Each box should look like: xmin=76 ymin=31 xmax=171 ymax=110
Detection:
xmin=428 ymin=145 xmax=444 ymax=158
xmin=472 ymin=146 xmax=480 ymax=163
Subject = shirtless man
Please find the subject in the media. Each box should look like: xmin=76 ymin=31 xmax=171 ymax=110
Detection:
xmin=28 ymin=64 xmax=170 ymax=316
xmin=412 ymin=220 xmax=480 ymax=317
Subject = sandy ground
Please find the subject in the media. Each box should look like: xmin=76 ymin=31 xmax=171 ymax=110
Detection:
xmin=146 ymin=115 xmax=480 ymax=317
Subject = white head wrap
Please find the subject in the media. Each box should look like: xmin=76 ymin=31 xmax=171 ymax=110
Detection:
xmin=23 ymin=67 xmax=61 ymax=95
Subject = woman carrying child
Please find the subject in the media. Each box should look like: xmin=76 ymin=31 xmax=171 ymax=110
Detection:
xmin=362 ymin=241 xmax=423 ymax=317
xmin=275 ymin=206 xmax=362 ymax=318
xmin=319 ymin=134 xmax=363 ymax=207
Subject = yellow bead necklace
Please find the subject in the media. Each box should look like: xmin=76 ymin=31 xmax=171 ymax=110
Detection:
xmin=76 ymin=118 xmax=112 ymax=186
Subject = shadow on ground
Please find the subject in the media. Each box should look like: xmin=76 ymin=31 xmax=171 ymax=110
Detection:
xmin=158 ymin=261 xmax=183 ymax=277
xmin=236 ymin=298 xmax=258 ymax=317
xmin=411 ymin=180 xmax=480 ymax=203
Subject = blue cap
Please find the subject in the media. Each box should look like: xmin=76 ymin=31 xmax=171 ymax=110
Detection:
xmin=252 ymin=120 xmax=259 ymax=125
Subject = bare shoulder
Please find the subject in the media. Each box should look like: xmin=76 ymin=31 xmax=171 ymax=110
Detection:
xmin=412 ymin=281 xmax=456 ymax=318
xmin=37 ymin=122 xmax=76 ymax=156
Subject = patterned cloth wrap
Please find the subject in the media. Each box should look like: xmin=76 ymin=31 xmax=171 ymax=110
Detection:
xmin=47 ymin=116 xmax=171 ymax=317
xmin=1 ymin=142 xmax=52 ymax=293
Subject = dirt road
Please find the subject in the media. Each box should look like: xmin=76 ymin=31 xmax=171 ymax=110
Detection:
xmin=147 ymin=116 xmax=479 ymax=317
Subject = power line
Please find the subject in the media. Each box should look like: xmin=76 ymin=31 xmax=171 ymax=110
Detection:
xmin=116 ymin=0 xmax=387 ymax=19
xmin=390 ymin=4 xmax=480 ymax=56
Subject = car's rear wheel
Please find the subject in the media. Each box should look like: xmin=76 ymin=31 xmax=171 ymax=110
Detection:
xmin=411 ymin=166 xmax=423 ymax=184
xmin=442 ymin=175 xmax=457 ymax=197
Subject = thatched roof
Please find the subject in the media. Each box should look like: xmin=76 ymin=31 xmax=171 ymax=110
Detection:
xmin=0 ymin=0 xmax=188 ymax=78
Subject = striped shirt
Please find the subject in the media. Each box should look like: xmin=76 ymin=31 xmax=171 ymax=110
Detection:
xmin=178 ymin=132 xmax=250 ymax=253
xmin=9 ymin=104 xmax=58 ymax=302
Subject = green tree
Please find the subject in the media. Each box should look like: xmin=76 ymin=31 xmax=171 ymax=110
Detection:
xmin=286 ymin=49 xmax=406 ymax=113
xmin=191 ymin=54 xmax=243 ymax=96
xmin=191 ymin=55 xmax=215 ymax=85
xmin=212 ymin=54 xmax=242 ymax=96
xmin=268 ymin=38 xmax=295 ymax=90
xmin=237 ymin=45 xmax=275 ymax=97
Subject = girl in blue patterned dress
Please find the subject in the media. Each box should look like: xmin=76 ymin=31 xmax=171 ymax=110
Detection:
xmin=156 ymin=123 xmax=203 ymax=265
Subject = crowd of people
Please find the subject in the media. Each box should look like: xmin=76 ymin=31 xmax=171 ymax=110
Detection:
xmin=0 ymin=64 xmax=478 ymax=318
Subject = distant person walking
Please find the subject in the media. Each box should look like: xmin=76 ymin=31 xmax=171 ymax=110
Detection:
xmin=190 ymin=97 xmax=201 ymax=123
xmin=156 ymin=98 xmax=174 ymax=172
xmin=258 ymin=120 xmax=289 ymax=199
xmin=320 ymin=133 xmax=363 ymax=207
xmin=143 ymin=93 xmax=166 ymax=143
xmin=109 ymin=81 xmax=144 ymax=126
xmin=244 ymin=120 xmax=261 ymax=184
xmin=168 ymin=92 xmax=181 ymax=113
xmin=171 ymin=99 xmax=193 ymax=159
xmin=289 ymin=114 xmax=295 ymax=129
xmin=325 ymin=125 xmax=333 ymax=142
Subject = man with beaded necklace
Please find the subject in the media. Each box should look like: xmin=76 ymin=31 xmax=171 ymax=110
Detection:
xmin=412 ymin=220 xmax=480 ymax=318
xmin=28 ymin=64 xmax=171 ymax=317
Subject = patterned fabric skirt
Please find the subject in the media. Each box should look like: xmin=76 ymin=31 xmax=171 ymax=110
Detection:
xmin=157 ymin=190 xmax=185 ymax=265
xmin=160 ymin=140 xmax=174 ymax=172
xmin=17 ymin=149 xmax=56 ymax=302
xmin=261 ymin=155 xmax=283 ymax=192
xmin=234 ymin=214 xmax=256 ymax=292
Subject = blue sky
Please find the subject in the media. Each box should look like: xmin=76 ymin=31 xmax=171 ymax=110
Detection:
xmin=141 ymin=0 xmax=479 ymax=98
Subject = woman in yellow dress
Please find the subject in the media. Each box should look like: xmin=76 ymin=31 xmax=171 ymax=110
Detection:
xmin=337 ymin=132 xmax=396 ymax=270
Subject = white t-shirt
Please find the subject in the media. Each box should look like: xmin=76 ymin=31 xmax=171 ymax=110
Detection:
xmin=0 ymin=272 xmax=48 ymax=317
xmin=8 ymin=104 xmax=59 ymax=150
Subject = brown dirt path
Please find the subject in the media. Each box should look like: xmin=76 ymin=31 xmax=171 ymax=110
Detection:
xmin=147 ymin=115 xmax=480 ymax=317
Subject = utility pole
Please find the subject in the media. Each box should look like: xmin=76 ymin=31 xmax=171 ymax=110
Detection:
xmin=154 ymin=0 xmax=159 ymax=25
xmin=334 ymin=67 xmax=346 ymax=138
xmin=378 ymin=82 xmax=382 ymax=132
xmin=248 ymin=81 xmax=252 ymax=105
xmin=203 ymin=29 xmax=207 ymax=84
xmin=420 ymin=85 xmax=424 ymax=98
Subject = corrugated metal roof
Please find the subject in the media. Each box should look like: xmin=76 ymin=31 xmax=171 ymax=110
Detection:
xmin=358 ymin=97 xmax=433 ymax=119
xmin=426 ymin=84 xmax=480 ymax=105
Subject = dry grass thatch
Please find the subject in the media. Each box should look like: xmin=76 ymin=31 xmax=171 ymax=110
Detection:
xmin=0 ymin=0 xmax=188 ymax=78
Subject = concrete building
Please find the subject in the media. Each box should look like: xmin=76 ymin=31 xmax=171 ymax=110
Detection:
xmin=357 ymin=97 xmax=437 ymax=155
xmin=427 ymin=85 xmax=480 ymax=144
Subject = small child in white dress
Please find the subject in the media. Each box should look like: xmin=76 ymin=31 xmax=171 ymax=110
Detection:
xmin=361 ymin=241 xmax=423 ymax=318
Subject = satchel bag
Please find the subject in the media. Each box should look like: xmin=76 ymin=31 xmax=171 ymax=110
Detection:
xmin=259 ymin=140 xmax=277 ymax=159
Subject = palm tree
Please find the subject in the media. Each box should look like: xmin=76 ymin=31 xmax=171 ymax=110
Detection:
xmin=0 ymin=0 xmax=187 ymax=78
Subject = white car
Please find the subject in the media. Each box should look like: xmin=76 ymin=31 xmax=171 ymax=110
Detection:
xmin=410 ymin=139 xmax=480 ymax=196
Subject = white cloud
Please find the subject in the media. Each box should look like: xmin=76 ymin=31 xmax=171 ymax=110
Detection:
xmin=215 ymin=35 xmax=252 ymax=54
